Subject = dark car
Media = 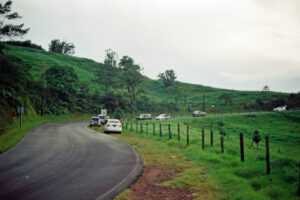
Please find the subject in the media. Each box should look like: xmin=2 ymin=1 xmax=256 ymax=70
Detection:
xmin=89 ymin=117 xmax=101 ymax=126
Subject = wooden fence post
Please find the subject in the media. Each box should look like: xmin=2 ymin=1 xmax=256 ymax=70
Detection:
xmin=221 ymin=136 xmax=224 ymax=153
xmin=187 ymin=124 xmax=189 ymax=145
xmin=140 ymin=123 xmax=143 ymax=133
xmin=159 ymin=122 xmax=162 ymax=137
xmin=178 ymin=123 xmax=180 ymax=141
xmin=168 ymin=124 xmax=172 ymax=139
xmin=240 ymin=133 xmax=244 ymax=162
xmin=202 ymin=128 xmax=205 ymax=150
xmin=210 ymin=126 xmax=213 ymax=147
xmin=266 ymin=136 xmax=270 ymax=174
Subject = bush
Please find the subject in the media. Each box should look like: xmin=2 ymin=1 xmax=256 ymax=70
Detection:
xmin=5 ymin=40 xmax=44 ymax=50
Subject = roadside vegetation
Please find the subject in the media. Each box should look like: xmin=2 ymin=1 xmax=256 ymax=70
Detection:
xmin=0 ymin=112 xmax=89 ymax=154
xmin=115 ymin=111 xmax=300 ymax=200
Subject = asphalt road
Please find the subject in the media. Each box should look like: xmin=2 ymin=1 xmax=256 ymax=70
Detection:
xmin=0 ymin=121 xmax=143 ymax=200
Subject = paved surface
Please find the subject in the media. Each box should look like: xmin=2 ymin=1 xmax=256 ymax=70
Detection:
xmin=0 ymin=121 xmax=143 ymax=200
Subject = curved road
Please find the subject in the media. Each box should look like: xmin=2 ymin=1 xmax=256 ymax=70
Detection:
xmin=0 ymin=121 xmax=143 ymax=200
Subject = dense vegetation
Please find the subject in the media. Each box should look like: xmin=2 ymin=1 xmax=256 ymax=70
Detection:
xmin=119 ymin=111 xmax=300 ymax=199
xmin=1 ymin=43 xmax=298 ymax=132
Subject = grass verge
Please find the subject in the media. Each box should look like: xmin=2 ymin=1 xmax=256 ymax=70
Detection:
xmin=114 ymin=111 xmax=300 ymax=200
xmin=0 ymin=113 xmax=89 ymax=154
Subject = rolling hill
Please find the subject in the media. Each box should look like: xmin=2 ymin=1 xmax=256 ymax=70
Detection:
xmin=1 ymin=43 xmax=289 ymax=115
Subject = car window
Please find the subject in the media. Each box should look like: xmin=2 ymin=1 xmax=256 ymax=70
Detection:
xmin=108 ymin=120 xmax=120 ymax=123
xmin=92 ymin=118 xmax=99 ymax=121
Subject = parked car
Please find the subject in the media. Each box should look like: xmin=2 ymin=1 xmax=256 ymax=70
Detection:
xmin=136 ymin=114 xmax=152 ymax=120
xmin=192 ymin=111 xmax=207 ymax=117
xmin=104 ymin=119 xmax=122 ymax=133
xmin=155 ymin=114 xmax=170 ymax=120
xmin=89 ymin=117 xmax=101 ymax=126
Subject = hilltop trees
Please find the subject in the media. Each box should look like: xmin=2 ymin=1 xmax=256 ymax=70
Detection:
xmin=0 ymin=0 xmax=29 ymax=39
xmin=158 ymin=69 xmax=177 ymax=88
xmin=48 ymin=39 xmax=75 ymax=55
xmin=95 ymin=49 xmax=120 ymax=91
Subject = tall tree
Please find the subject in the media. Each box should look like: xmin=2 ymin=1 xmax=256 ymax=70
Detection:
xmin=95 ymin=49 xmax=120 ymax=91
xmin=104 ymin=49 xmax=118 ymax=68
xmin=158 ymin=69 xmax=177 ymax=88
xmin=262 ymin=85 xmax=270 ymax=92
xmin=119 ymin=56 xmax=143 ymax=119
xmin=0 ymin=0 xmax=29 ymax=39
xmin=48 ymin=39 xmax=75 ymax=55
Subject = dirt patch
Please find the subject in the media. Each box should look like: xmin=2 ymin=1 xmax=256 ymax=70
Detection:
xmin=131 ymin=165 xmax=196 ymax=200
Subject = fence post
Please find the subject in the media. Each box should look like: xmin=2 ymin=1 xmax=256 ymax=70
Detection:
xmin=140 ymin=123 xmax=143 ymax=133
xmin=210 ymin=124 xmax=213 ymax=147
xmin=187 ymin=124 xmax=189 ymax=145
xmin=178 ymin=123 xmax=180 ymax=141
xmin=131 ymin=123 xmax=132 ymax=131
xmin=221 ymin=136 xmax=224 ymax=153
xmin=168 ymin=124 xmax=172 ymax=139
xmin=153 ymin=123 xmax=155 ymax=136
xmin=240 ymin=133 xmax=244 ymax=162
xmin=146 ymin=123 xmax=148 ymax=135
xmin=266 ymin=136 xmax=270 ymax=175
xmin=202 ymin=128 xmax=205 ymax=150
xmin=159 ymin=122 xmax=162 ymax=137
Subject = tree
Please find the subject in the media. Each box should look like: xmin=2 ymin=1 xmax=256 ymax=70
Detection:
xmin=104 ymin=49 xmax=118 ymax=68
xmin=45 ymin=66 xmax=79 ymax=114
xmin=119 ymin=56 xmax=143 ymax=119
xmin=95 ymin=49 xmax=120 ymax=91
xmin=158 ymin=69 xmax=177 ymax=87
xmin=48 ymin=39 xmax=75 ymax=55
xmin=252 ymin=130 xmax=261 ymax=148
xmin=0 ymin=0 xmax=29 ymax=39
xmin=262 ymin=85 xmax=270 ymax=92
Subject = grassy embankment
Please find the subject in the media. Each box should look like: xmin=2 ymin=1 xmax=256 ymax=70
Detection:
xmin=0 ymin=113 xmax=89 ymax=154
xmin=114 ymin=111 xmax=300 ymax=200
xmin=2 ymin=44 xmax=288 ymax=114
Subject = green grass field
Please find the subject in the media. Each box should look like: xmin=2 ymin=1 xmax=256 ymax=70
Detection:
xmin=2 ymin=44 xmax=288 ymax=113
xmin=119 ymin=111 xmax=300 ymax=200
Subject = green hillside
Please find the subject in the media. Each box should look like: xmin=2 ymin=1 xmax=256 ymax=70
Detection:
xmin=1 ymin=43 xmax=288 ymax=115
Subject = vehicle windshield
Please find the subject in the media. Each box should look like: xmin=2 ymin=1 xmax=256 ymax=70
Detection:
xmin=108 ymin=120 xmax=120 ymax=124
xmin=92 ymin=118 xmax=99 ymax=121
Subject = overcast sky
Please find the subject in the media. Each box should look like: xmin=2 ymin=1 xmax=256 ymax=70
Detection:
xmin=13 ymin=0 xmax=300 ymax=92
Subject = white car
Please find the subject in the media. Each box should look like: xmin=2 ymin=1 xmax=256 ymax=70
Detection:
xmin=104 ymin=119 xmax=122 ymax=133
xmin=155 ymin=114 xmax=170 ymax=120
